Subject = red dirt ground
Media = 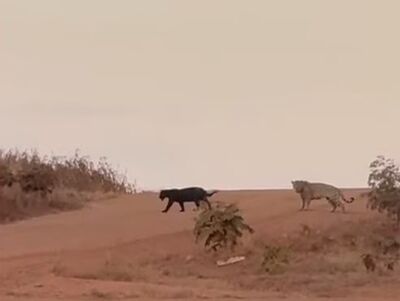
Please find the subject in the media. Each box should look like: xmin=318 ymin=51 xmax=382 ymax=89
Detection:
xmin=1 ymin=189 xmax=399 ymax=300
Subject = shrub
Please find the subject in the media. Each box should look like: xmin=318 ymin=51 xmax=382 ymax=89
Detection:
xmin=0 ymin=163 xmax=14 ymax=187
xmin=367 ymin=156 xmax=400 ymax=227
xmin=0 ymin=149 xmax=136 ymax=222
xmin=193 ymin=202 xmax=254 ymax=252
xmin=367 ymin=236 xmax=400 ymax=271
xmin=0 ymin=149 xmax=135 ymax=194
xmin=261 ymin=245 xmax=290 ymax=274
xmin=17 ymin=163 xmax=55 ymax=196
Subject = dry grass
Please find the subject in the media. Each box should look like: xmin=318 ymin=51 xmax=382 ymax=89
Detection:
xmin=230 ymin=218 xmax=400 ymax=296
xmin=0 ymin=149 xmax=135 ymax=223
xmin=40 ymin=190 xmax=400 ymax=298
xmin=52 ymin=255 xmax=149 ymax=283
xmin=89 ymin=289 xmax=114 ymax=299
xmin=0 ymin=149 xmax=134 ymax=193
xmin=0 ymin=187 xmax=83 ymax=223
xmin=52 ymin=216 xmax=400 ymax=299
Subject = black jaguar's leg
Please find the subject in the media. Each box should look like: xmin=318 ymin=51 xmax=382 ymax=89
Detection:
xmin=193 ymin=201 xmax=200 ymax=211
xmin=179 ymin=201 xmax=185 ymax=212
xmin=203 ymin=197 xmax=212 ymax=210
xmin=162 ymin=200 xmax=174 ymax=213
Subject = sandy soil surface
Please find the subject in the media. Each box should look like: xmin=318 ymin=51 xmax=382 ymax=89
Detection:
xmin=1 ymin=189 xmax=399 ymax=300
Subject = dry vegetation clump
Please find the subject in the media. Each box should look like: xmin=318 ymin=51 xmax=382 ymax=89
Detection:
xmin=0 ymin=163 xmax=14 ymax=187
xmin=206 ymin=220 xmax=394 ymax=298
xmin=51 ymin=215 xmax=400 ymax=298
xmin=0 ymin=149 xmax=135 ymax=223
xmin=260 ymin=244 xmax=291 ymax=274
xmin=52 ymin=252 xmax=151 ymax=284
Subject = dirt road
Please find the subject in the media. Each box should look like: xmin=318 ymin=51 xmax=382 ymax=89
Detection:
xmin=1 ymin=189 xmax=398 ymax=300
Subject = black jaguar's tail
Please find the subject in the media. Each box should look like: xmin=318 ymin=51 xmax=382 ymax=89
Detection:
xmin=206 ymin=190 xmax=219 ymax=197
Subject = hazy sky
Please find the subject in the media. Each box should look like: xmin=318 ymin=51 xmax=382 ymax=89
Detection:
xmin=1 ymin=1 xmax=400 ymax=190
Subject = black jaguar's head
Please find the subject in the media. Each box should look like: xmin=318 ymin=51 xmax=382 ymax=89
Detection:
xmin=159 ymin=190 xmax=168 ymax=201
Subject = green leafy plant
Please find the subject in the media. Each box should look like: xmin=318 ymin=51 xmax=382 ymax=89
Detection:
xmin=261 ymin=245 xmax=290 ymax=274
xmin=367 ymin=156 xmax=400 ymax=227
xmin=193 ymin=202 xmax=254 ymax=252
